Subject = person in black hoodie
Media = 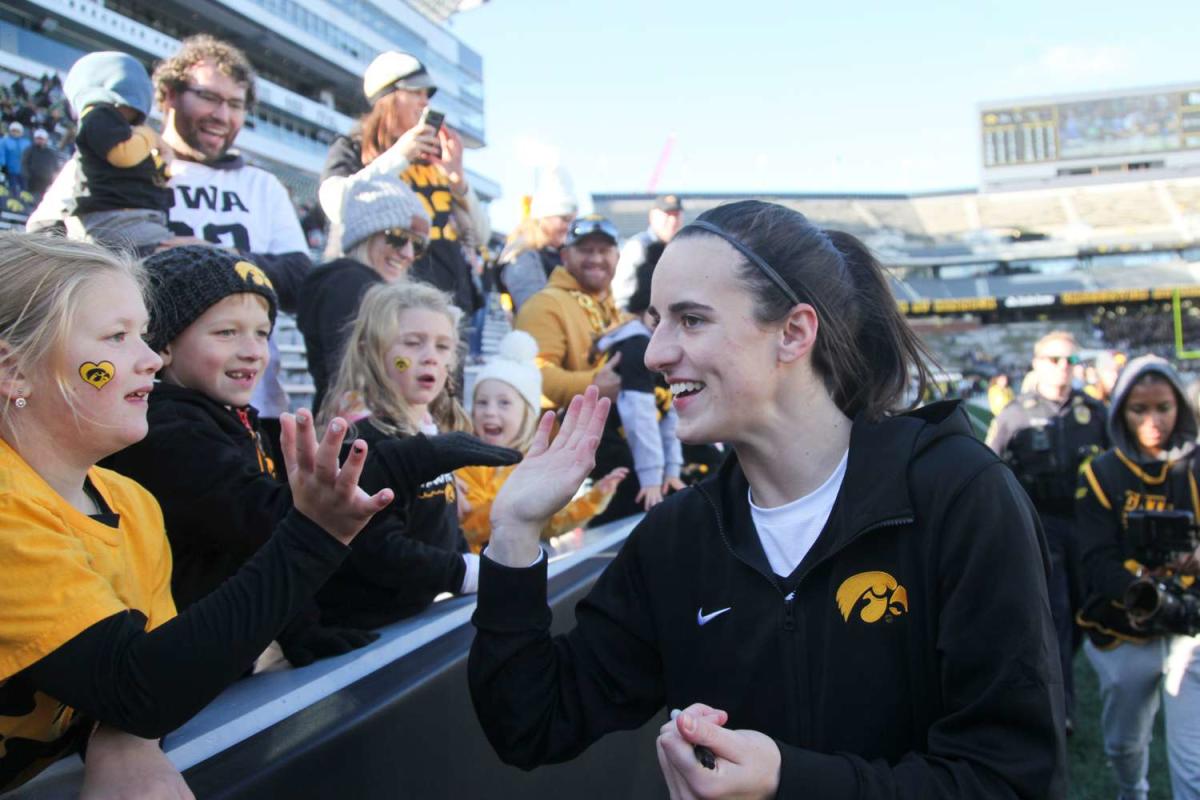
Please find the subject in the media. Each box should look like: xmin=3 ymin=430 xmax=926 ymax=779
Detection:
xmin=297 ymin=172 xmax=430 ymax=415
xmin=1075 ymin=355 xmax=1200 ymax=800
xmin=470 ymin=200 xmax=1066 ymax=799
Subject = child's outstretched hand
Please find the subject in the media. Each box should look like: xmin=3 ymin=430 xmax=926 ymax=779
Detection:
xmin=488 ymin=387 xmax=610 ymax=566
xmin=662 ymin=476 xmax=686 ymax=495
xmin=281 ymin=410 xmax=393 ymax=545
xmin=595 ymin=467 xmax=629 ymax=496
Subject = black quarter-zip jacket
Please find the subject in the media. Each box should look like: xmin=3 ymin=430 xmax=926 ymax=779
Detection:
xmin=470 ymin=401 xmax=1066 ymax=798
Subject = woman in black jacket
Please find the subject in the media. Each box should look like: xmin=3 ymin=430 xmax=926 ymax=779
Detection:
xmin=470 ymin=200 xmax=1066 ymax=799
xmin=297 ymin=173 xmax=430 ymax=415
xmin=1076 ymin=355 xmax=1200 ymax=800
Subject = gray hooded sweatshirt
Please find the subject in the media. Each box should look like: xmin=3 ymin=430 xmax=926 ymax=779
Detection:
xmin=1106 ymin=354 xmax=1198 ymax=463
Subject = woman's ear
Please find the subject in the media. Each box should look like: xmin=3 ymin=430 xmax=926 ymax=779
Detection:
xmin=777 ymin=303 xmax=819 ymax=365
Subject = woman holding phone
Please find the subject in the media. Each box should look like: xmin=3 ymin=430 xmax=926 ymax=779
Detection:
xmin=469 ymin=200 xmax=1066 ymax=799
xmin=318 ymin=50 xmax=487 ymax=317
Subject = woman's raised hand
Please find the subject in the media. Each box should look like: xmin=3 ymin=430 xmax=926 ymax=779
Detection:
xmin=488 ymin=387 xmax=610 ymax=566
xmin=280 ymin=410 xmax=393 ymax=545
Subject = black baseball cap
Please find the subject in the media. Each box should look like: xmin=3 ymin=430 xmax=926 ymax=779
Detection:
xmin=653 ymin=194 xmax=684 ymax=212
xmin=564 ymin=215 xmax=619 ymax=247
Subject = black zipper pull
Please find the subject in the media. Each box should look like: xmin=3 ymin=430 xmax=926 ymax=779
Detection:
xmin=783 ymin=590 xmax=796 ymax=631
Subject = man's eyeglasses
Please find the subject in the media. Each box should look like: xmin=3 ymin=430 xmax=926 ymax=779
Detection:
xmin=182 ymin=86 xmax=248 ymax=114
xmin=383 ymin=229 xmax=427 ymax=259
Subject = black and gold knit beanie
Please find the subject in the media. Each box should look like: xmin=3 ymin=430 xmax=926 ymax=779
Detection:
xmin=142 ymin=245 xmax=278 ymax=352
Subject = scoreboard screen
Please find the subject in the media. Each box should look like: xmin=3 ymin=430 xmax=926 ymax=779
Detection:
xmin=982 ymin=87 xmax=1200 ymax=167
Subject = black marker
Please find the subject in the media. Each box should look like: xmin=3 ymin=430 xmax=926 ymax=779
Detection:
xmin=670 ymin=709 xmax=717 ymax=770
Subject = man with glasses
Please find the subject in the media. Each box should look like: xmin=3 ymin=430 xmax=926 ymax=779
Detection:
xmin=30 ymin=35 xmax=311 ymax=442
xmin=988 ymin=330 xmax=1108 ymax=735
xmin=514 ymin=215 xmax=624 ymax=412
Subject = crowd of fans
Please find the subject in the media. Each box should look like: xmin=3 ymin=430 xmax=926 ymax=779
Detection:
xmin=0 ymin=28 xmax=1194 ymax=800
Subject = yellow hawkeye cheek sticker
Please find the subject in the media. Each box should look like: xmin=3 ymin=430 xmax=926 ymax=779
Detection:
xmin=79 ymin=361 xmax=115 ymax=389
xmin=394 ymin=356 xmax=411 ymax=372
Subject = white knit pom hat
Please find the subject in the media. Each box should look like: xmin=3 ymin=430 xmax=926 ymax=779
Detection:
xmin=471 ymin=331 xmax=542 ymax=412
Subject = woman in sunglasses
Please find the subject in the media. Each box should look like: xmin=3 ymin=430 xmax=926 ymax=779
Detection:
xmin=471 ymin=200 xmax=1066 ymax=798
xmin=298 ymin=174 xmax=430 ymax=415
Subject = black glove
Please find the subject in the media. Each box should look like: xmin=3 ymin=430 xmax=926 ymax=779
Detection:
xmin=278 ymin=621 xmax=379 ymax=667
xmin=371 ymin=432 xmax=521 ymax=505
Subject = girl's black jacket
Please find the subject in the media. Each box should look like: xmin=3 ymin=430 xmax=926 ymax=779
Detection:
xmin=470 ymin=401 xmax=1067 ymax=798
xmin=314 ymin=419 xmax=467 ymax=629
xmin=105 ymin=382 xmax=289 ymax=609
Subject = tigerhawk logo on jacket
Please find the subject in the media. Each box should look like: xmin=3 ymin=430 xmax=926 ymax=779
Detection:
xmin=836 ymin=571 xmax=909 ymax=623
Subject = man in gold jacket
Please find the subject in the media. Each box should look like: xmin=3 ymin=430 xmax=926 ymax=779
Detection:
xmin=514 ymin=215 xmax=624 ymax=410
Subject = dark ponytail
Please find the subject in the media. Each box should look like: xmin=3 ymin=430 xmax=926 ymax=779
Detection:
xmin=675 ymin=200 xmax=933 ymax=420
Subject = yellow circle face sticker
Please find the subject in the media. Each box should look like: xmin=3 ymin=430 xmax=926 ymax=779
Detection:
xmin=79 ymin=361 xmax=115 ymax=390
xmin=1073 ymin=405 xmax=1092 ymax=426
xmin=393 ymin=356 xmax=411 ymax=372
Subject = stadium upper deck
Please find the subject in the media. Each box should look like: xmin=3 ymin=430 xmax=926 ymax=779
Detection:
xmin=0 ymin=0 xmax=499 ymax=204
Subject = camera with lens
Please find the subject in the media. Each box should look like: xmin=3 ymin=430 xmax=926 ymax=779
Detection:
xmin=1122 ymin=509 xmax=1200 ymax=636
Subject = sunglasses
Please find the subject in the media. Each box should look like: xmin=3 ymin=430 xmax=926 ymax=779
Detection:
xmin=567 ymin=216 xmax=619 ymax=245
xmin=383 ymin=229 xmax=428 ymax=259
xmin=1039 ymin=354 xmax=1079 ymax=365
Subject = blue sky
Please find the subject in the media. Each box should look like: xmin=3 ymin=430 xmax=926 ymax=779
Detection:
xmin=449 ymin=1 xmax=1200 ymax=229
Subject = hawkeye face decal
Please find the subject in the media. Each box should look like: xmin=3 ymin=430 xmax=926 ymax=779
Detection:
xmin=836 ymin=571 xmax=909 ymax=624
xmin=78 ymin=361 xmax=115 ymax=390
xmin=393 ymin=356 xmax=412 ymax=373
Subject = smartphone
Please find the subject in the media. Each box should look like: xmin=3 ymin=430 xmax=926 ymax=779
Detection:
xmin=419 ymin=107 xmax=446 ymax=132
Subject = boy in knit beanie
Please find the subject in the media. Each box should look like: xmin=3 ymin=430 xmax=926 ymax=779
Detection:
xmin=62 ymin=51 xmax=173 ymax=255
xmin=105 ymin=245 xmax=378 ymax=666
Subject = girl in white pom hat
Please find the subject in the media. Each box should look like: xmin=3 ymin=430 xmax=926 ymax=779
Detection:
xmin=458 ymin=330 xmax=627 ymax=553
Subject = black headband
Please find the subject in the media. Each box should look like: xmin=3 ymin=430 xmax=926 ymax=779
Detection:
xmin=683 ymin=220 xmax=801 ymax=306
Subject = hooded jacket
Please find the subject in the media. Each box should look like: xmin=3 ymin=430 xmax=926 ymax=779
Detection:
xmin=471 ymin=401 xmax=1066 ymax=798
xmin=63 ymin=52 xmax=153 ymax=119
xmin=314 ymin=420 xmax=467 ymax=629
xmin=104 ymin=382 xmax=287 ymax=609
xmin=1076 ymin=355 xmax=1199 ymax=646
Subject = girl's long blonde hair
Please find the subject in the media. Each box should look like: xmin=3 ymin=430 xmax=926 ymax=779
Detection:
xmin=0 ymin=232 xmax=143 ymax=424
xmin=320 ymin=280 xmax=471 ymax=437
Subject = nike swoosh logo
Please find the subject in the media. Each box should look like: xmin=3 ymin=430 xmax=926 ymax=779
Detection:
xmin=697 ymin=607 xmax=732 ymax=626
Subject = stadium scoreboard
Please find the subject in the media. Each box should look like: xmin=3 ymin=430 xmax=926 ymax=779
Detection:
xmin=981 ymin=84 xmax=1200 ymax=171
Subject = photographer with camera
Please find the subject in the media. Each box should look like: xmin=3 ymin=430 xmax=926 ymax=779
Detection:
xmin=1076 ymin=355 xmax=1200 ymax=800
xmin=987 ymin=330 xmax=1108 ymax=733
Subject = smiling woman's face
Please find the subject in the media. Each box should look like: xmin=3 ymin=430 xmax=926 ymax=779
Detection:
xmin=644 ymin=235 xmax=784 ymax=445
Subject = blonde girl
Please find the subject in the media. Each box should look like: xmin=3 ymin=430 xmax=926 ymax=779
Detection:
xmin=313 ymin=280 xmax=505 ymax=628
xmin=457 ymin=330 xmax=627 ymax=553
xmin=0 ymin=232 xmax=392 ymax=796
